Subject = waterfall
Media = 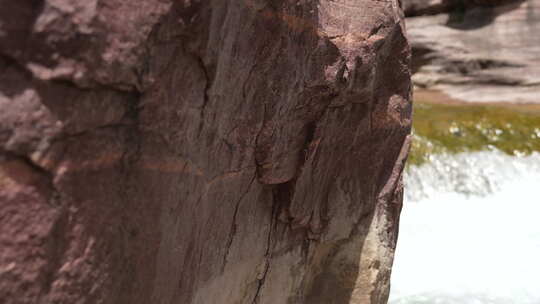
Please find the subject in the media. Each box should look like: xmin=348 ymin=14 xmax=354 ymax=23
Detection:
xmin=389 ymin=150 xmax=540 ymax=304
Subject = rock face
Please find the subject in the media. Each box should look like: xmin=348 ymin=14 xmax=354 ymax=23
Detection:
xmin=403 ymin=0 xmax=457 ymax=16
xmin=405 ymin=0 xmax=540 ymax=103
xmin=0 ymin=1 xmax=411 ymax=304
xmin=403 ymin=0 xmax=520 ymax=16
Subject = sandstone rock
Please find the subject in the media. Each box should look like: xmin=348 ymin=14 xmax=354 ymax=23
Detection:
xmin=403 ymin=0 xmax=458 ymax=16
xmin=0 ymin=1 xmax=411 ymax=303
xmin=407 ymin=0 xmax=540 ymax=103
xmin=402 ymin=0 xmax=522 ymax=16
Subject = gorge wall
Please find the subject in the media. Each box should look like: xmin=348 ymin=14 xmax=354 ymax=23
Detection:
xmin=0 ymin=1 xmax=411 ymax=303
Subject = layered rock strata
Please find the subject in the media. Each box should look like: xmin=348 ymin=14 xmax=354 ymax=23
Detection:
xmin=0 ymin=1 xmax=411 ymax=303
xmin=405 ymin=0 xmax=540 ymax=103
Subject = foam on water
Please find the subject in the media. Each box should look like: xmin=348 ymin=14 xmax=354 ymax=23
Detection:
xmin=389 ymin=150 xmax=540 ymax=304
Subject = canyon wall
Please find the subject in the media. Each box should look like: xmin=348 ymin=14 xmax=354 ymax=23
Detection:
xmin=0 ymin=1 xmax=411 ymax=303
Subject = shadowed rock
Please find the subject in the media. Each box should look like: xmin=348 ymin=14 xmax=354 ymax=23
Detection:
xmin=0 ymin=1 xmax=411 ymax=303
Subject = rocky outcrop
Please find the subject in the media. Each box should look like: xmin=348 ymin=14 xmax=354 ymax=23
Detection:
xmin=0 ymin=1 xmax=411 ymax=304
xmin=405 ymin=0 xmax=540 ymax=103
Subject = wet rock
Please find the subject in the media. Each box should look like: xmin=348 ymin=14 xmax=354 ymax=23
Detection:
xmin=0 ymin=1 xmax=411 ymax=303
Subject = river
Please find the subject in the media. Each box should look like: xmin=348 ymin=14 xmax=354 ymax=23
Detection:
xmin=388 ymin=99 xmax=540 ymax=304
xmin=389 ymin=148 xmax=540 ymax=304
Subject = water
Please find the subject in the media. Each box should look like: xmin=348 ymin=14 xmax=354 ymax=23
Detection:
xmin=389 ymin=150 xmax=540 ymax=304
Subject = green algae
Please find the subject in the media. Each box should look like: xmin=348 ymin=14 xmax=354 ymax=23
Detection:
xmin=409 ymin=101 xmax=540 ymax=166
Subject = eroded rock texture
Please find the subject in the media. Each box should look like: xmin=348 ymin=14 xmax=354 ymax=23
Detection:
xmin=0 ymin=1 xmax=411 ymax=303
xmin=405 ymin=0 xmax=540 ymax=103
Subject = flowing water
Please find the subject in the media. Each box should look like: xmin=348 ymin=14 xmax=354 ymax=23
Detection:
xmin=389 ymin=101 xmax=540 ymax=304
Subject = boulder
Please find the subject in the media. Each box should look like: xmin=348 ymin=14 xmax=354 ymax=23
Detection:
xmin=0 ymin=1 xmax=411 ymax=303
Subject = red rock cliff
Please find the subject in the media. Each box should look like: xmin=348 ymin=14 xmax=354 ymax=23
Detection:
xmin=0 ymin=1 xmax=411 ymax=303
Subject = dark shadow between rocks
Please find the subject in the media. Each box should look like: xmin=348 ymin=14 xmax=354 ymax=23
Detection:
xmin=446 ymin=0 xmax=526 ymax=30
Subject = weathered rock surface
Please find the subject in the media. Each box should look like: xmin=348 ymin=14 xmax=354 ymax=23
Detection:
xmin=0 ymin=1 xmax=411 ymax=303
xmin=403 ymin=0 xmax=520 ymax=16
xmin=403 ymin=0 xmax=457 ymax=16
xmin=406 ymin=0 xmax=540 ymax=103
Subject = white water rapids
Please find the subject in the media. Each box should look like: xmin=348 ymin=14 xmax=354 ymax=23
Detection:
xmin=389 ymin=150 xmax=540 ymax=304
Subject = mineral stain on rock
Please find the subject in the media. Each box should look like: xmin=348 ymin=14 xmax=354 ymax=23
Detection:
xmin=0 ymin=1 xmax=411 ymax=303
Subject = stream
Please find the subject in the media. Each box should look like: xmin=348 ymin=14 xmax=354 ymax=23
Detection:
xmin=388 ymin=101 xmax=540 ymax=304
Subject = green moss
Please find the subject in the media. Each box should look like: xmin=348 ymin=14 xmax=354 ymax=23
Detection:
xmin=409 ymin=101 xmax=540 ymax=166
